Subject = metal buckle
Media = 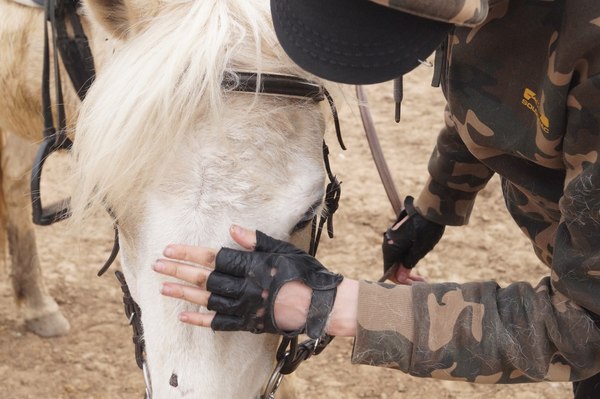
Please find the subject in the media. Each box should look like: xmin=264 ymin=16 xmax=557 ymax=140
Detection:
xmin=260 ymin=355 xmax=287 ymax=399
xmin=311 ymin=337 xmax=321 ymax=356
xmin=142 ymin=361 xmax=153 ymax=399
xmin=30 ymin=131 xmax=72 ymax=226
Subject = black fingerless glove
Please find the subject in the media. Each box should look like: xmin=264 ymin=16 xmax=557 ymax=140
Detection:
xmin=382 ymin=196 xmax=445 ymax=274
xmin=206 ymin=231 xmax=343 ymax=339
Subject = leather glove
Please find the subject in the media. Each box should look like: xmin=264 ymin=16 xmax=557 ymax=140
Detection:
xmin=206 ymin=231 xmax=343 ymax=339
xmin=382 ymin=196 xmax=445 ymax=275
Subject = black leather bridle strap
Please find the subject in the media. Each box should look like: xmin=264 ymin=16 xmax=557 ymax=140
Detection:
xmin=224 ymin=72 xmax=323 ymax=100
xmin=105 ymin=73 xmax=345 ymax=387
xmin=97 ymin=226 xmax=120 ymax=277
xmin=115 ymin=270 xmax=145 ymax=369
xmin=48 ymin=0 xmax=95 ymax=100
xmin=225 ymin=72 xmax=346 ymax=150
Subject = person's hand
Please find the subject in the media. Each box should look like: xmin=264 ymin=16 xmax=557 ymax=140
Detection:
xmin=382 ymin=196 xmax=445 ymax=284
xmin=153 ymin=226 xmax=347 ymax=339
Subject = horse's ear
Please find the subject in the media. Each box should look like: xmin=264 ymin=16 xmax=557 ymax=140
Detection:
xmin=84 ymin=0 xmax=134 ymax=39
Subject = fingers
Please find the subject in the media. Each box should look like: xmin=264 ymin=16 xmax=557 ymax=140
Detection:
xmin=394 ymin=265 xmax=426 ymax=286
xmin=163 ymin=244 xmax=217 ymax=267
xmin=162 ymin=223 xmax=257 ymax=264
xmin=381 ymin=264 xmax=399 ymax=282
xmin=229 ymin=225 xmax=257 ymax=250
xmin=156 ymin=228 xmax=257 ymax=330
xmin=153 ymin=259 xmax=212 ymax=288
xmin=395 ymin=266 xmax=409 ymax=284
xmin=156 ymin=264 xmax=216 ymax=328
xmin=179 ymin=311 xmax=215 ymax=327
xmin=160 ymin=282 xmax=211 ymax=306
xmin=408 ymin=273 xmax=426 ymax=283
xmin=214 ymin=248 xmax=254 ymax=276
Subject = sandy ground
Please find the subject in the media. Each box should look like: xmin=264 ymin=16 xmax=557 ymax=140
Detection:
xmin=0 ymin=65 xmax=573 ymax=398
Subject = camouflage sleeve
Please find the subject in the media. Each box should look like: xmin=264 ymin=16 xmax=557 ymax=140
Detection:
xmin=352 ymin=278 xmax=600 ymax=382
xmin=351 ymin=76 xmax=600 ymax=382
xmin=414 ymin=106 xmax=495 ymax=226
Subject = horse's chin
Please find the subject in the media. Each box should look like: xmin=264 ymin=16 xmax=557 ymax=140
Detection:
xmin=118 ymin=249 xmax=281 ymax=399
xmin=145 ymin=327 xmax=280 ymax=398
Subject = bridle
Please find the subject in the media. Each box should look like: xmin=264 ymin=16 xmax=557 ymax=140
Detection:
xmin=111 ymin=72 xmax=345 ymax=399
xmin=33 ymin=2 xmax=345 ymax=397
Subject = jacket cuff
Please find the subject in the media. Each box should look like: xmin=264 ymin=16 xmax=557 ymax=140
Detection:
xmin=351 ymin=281 xmax=414 ymax=372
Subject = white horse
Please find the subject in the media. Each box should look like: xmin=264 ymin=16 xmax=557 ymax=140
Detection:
xmin=69 ymin=0 xmax=335 ymax=397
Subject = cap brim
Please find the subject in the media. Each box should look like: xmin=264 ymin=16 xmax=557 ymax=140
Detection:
xmin=271 ymin=0 xmax=451 ymax=85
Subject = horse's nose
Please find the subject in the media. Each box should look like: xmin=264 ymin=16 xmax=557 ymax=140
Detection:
xmin=170 ymin=373 xmax=178 ymax=387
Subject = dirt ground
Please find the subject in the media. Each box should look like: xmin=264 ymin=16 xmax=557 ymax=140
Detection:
xmin=0 ymin=65 xmax=573 ymax=398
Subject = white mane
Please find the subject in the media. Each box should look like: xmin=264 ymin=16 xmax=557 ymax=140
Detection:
xmin=70 ymin=0 xmax=320 ymax=224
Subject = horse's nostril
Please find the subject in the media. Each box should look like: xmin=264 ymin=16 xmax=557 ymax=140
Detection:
xmin=170 ymin=373 xmax=178 ymax=387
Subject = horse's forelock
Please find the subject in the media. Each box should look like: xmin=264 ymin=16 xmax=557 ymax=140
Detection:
xmin=70 ymin=0 xmax=316 ymax=226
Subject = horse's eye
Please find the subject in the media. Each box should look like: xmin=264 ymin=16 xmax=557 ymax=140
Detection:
xmin=292 ymin=216 xmax=314 ymax=233
xmin=291 ymin=200 xmax=322 ymax=233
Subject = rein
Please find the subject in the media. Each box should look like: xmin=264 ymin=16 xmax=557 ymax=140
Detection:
xmin=354 ymin=48 xmax=448 ymax=220
xmin=355 ymin=85 xmax=403 ymax=217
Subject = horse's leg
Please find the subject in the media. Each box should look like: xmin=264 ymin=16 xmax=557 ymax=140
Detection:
xmin=1 ymin=131 xmax=70 ymax=337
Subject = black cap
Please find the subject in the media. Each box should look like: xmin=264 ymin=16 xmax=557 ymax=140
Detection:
xmin=270 ymin=0 xmax=451 ymax=84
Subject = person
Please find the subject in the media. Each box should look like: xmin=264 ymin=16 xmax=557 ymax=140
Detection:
xmin=152 ymin=0 xmax=600 ymax=397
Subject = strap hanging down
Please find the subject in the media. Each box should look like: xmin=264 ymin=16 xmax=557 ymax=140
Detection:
xmin=31 ymin=0 xmax=95 ymax=226
xmin=355 ymin=85 xmax=403 ymax=217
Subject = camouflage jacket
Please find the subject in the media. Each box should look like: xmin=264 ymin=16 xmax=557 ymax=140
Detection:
xmin=352 ymin=0 xmax=600 ymax=383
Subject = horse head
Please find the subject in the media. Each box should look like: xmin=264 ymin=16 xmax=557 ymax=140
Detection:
xmin=71 ymin=0 xmax=336 ymax=397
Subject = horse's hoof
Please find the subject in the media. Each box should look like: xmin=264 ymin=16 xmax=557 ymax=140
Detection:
xmin=25 ymin=311 xmax=70 ymax=337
